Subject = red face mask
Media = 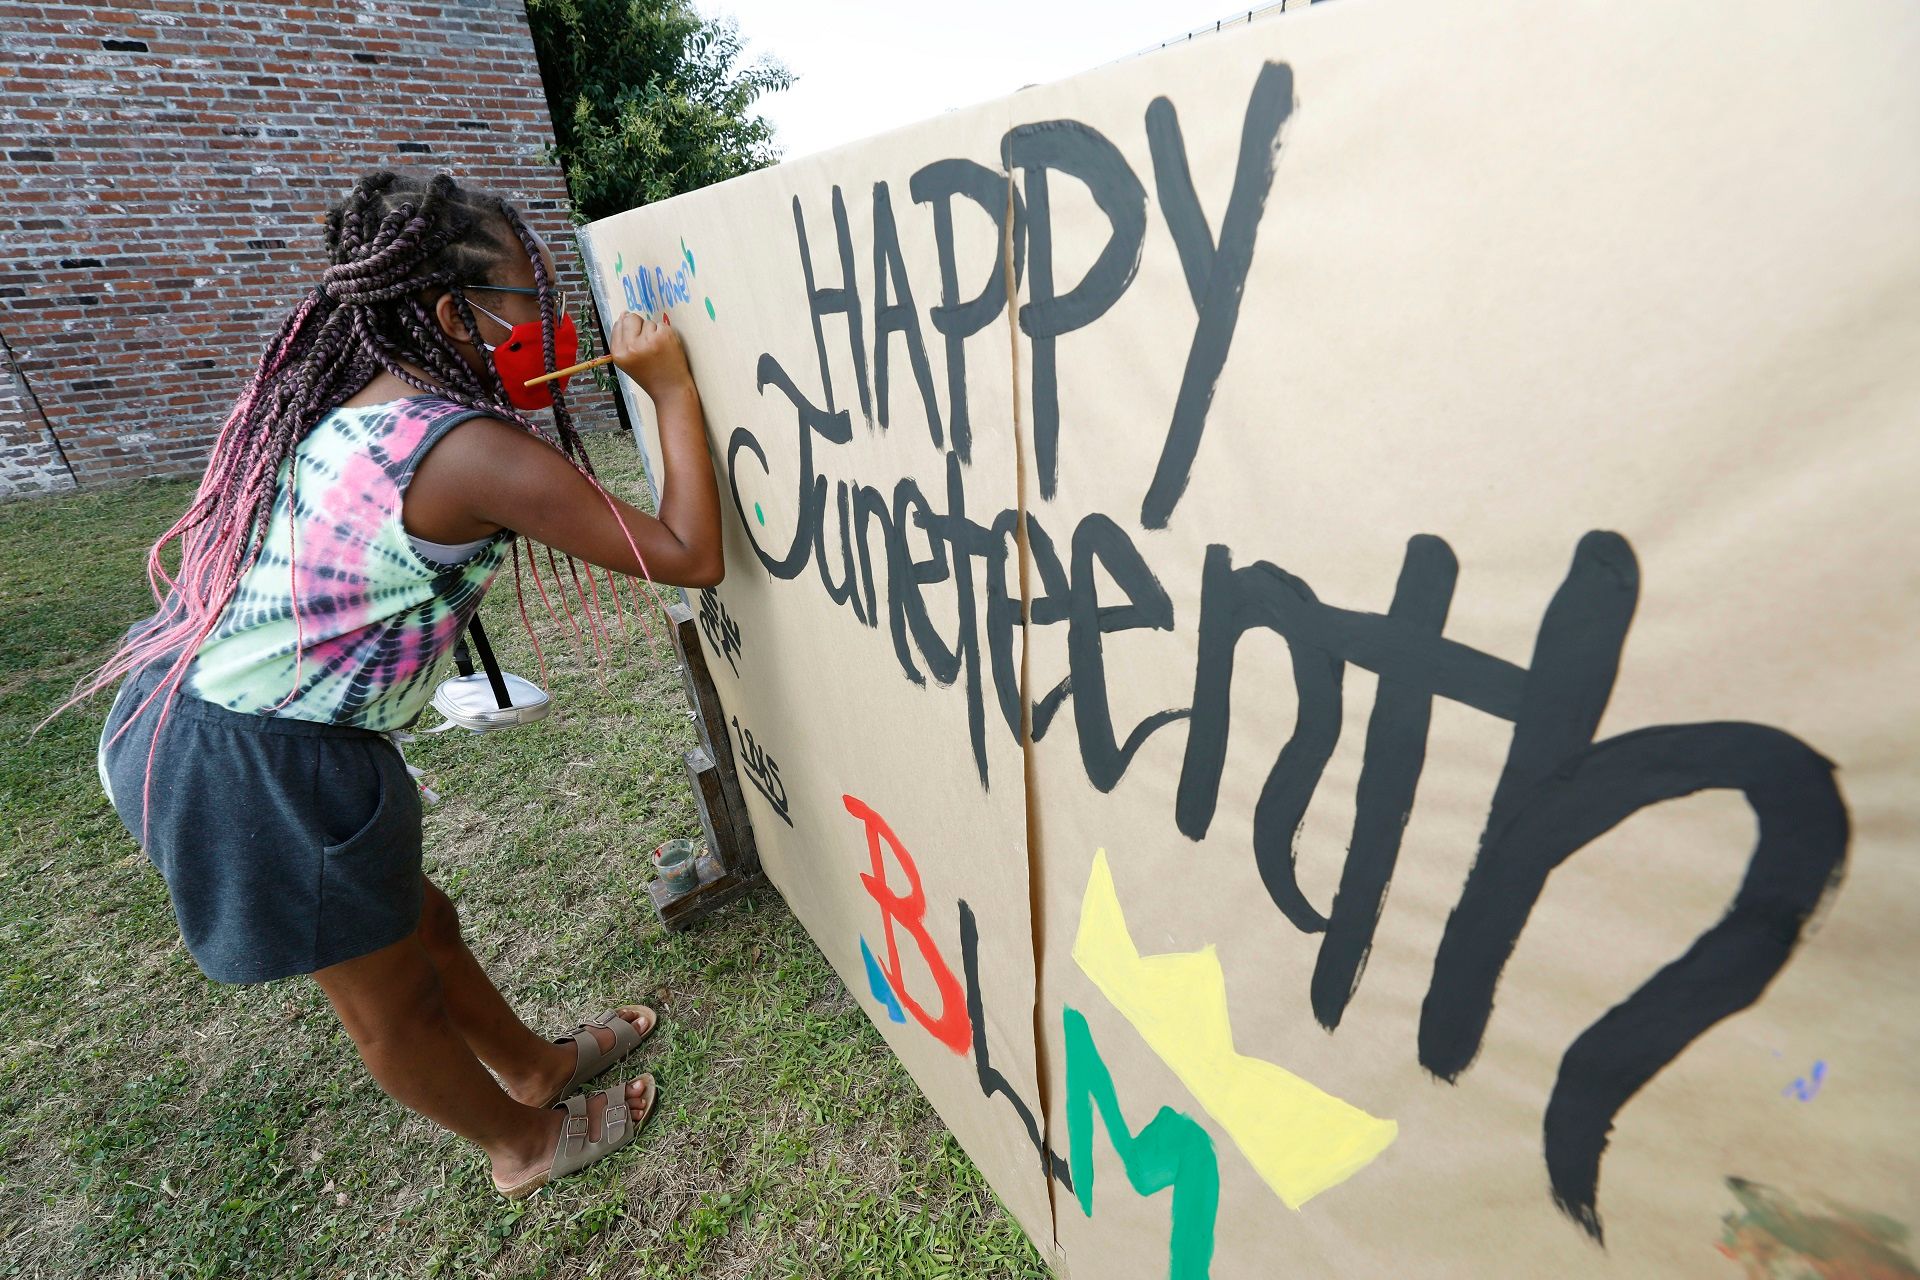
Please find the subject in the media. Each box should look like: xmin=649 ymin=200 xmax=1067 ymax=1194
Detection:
xmin=466 ymin=295 xmax=579 ymax=411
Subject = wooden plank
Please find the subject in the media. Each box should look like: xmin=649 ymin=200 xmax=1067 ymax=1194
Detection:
xmin=646 ymin=850 xmax=758 ymax=931
xmin=682 ymin=746 xmax=735 ymax=868
xmin=665 ymin=601 xmax=761 ymax=878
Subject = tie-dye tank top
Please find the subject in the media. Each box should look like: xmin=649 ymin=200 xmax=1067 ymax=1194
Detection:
xmin=188 ymin=396 xmax=510 ymax=730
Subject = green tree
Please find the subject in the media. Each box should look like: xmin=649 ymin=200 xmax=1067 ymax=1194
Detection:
xmin=525 ymin=0 xmax=793 ymax=222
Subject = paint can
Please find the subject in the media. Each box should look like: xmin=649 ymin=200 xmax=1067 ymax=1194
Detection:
xmin=651 ymin=838 xmax=701 ymax=895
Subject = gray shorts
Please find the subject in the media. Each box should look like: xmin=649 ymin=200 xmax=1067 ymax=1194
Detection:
xmin=99 ymin=661 xmax=425 ymax=984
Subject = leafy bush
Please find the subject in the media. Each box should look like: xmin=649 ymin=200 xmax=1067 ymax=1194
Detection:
xmin=526 ymin=0 xmax=793 ymax=222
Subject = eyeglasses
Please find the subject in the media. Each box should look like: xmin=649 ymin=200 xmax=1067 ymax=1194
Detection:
xmin=465 ymin=283 xmax=571 ymax=317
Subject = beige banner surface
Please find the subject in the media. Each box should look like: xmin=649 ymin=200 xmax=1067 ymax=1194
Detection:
xmin=580 ymin=2 xmax=1920 ymax=1274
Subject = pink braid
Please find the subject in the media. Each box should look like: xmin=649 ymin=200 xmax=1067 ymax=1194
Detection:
xmin=509 ymin=547 xmax=550 ymax=689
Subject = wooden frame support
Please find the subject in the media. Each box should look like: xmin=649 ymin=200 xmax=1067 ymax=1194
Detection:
xmin=670 ymin=600 xmax=761 ymax=878
xmin=649 ymin=601 xmax=763 ymax=930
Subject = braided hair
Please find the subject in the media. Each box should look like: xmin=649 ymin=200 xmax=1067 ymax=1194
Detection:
xmin=65 ymin=171 xmax=663 ymax=822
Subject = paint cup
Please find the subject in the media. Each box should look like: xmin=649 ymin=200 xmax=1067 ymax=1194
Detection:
xmin=652 ymin=838 xmax=701 ymax=895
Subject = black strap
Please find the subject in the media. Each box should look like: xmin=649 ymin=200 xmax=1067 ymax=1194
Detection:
xmin=457 ymin=617 xmax=512 ymax=709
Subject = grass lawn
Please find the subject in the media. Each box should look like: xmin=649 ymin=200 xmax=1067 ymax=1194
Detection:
xmin=0 ymin=433 xmax=1048 ymax=1279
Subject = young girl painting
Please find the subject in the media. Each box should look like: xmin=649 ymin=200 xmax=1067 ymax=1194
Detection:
xmin=79 ymin=170 xmax=720 ymax=1197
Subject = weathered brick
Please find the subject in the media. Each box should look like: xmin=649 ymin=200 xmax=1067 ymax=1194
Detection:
xmin=1 ymin=0 xmax=620 ymax=499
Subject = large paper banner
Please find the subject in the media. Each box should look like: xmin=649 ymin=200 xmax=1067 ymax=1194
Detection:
xmin=579 ymin=2 xmax=1920 ymax=1275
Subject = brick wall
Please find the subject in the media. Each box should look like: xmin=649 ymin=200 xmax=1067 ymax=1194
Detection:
xmin=0 ymin=0 xmax=620 ymax=500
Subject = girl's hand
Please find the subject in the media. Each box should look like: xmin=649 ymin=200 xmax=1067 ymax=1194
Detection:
xmin=610 ymin=311 xmax=693 ymax=402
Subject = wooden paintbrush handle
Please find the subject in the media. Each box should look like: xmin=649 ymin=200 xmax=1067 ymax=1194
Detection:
xmin=523 ymin=352 xmax=615 ymax=389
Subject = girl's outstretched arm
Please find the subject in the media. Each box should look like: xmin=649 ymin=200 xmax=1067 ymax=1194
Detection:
xmin=408 ymin=312 xmax=725 ymax=588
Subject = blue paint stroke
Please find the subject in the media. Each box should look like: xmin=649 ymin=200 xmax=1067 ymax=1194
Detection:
xmin=618 ymin=259 xmax=693 ymax=317
xmin=1782 ymin=1060 xmax=1827 ymax=1102
xmin=859 ymin=937 xmax=906 ymax=1023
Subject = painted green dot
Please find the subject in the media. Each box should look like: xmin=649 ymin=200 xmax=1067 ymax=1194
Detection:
xmin=754 ymin=502 xmax=765 ymax=526
xmin=704 ymin=296 xmax=716 ymax=321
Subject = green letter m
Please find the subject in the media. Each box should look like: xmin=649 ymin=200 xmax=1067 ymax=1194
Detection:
xmin=1064 ymin=1005 xmax=1220 ymax=1279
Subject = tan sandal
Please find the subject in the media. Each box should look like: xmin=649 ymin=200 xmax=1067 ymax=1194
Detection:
xmin=535 ymin=1006 xmax=658 ymax=1109
xmin=494 ymin=1076 xmax=657 ymax=1199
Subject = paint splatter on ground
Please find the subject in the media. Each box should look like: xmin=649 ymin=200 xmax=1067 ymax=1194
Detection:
xmin=1718 ymin=1177 xmax=1919 ymax=1279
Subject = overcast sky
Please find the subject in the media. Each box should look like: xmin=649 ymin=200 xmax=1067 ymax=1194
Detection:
xmin=693 ymin=1 xmax=1283 ymax=162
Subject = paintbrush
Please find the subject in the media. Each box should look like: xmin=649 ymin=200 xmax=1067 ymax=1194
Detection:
xmin=524 ymin=310 xmax=672 ymax=388
xmin=523 ymin=354 xmax=614 ymax=389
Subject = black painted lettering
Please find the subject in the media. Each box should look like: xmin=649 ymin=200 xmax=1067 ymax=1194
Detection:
xmin=1141 ymin=62 xmax=1295 ymax=529
xmin=1003 ymin=122 xmax=1146 ymax=499
xmin=1067 ymin=513 xmax=1188 ymax=792
xmin=728 ymin=352 xmax=850 ymax=579
xmin=909 ymin=158 xmax=1024 ymax=465
xmin=1423 ymin=723 xmax=1847 ymax=1241
xmin=959 ymin=898 xmax=1075 ymax=1188
xmin=793 ymin=188 xmax=872 ymax=424
xmin=1311 ymin=536 xmax=1457 ymax=1029
xmin=871 ymin=180 xmax=945 ymax=448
